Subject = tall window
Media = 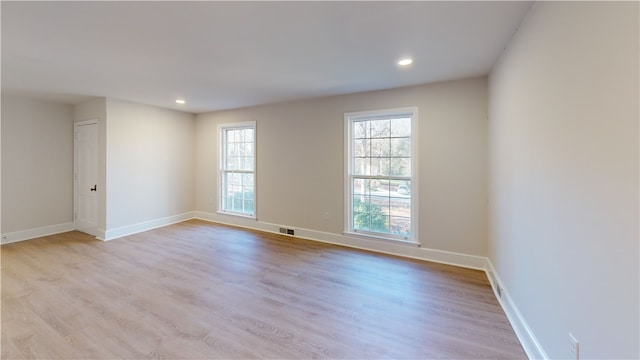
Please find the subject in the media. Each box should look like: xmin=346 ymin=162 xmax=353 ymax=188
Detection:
xmin=345 ymin=108 xmax=418 ymax=243
xmin=219 ymin=122 xmax=256 ymax=217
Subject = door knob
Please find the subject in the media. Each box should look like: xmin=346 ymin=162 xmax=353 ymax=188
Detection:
xmin=90 ymin=185 xmax=97 ymax=192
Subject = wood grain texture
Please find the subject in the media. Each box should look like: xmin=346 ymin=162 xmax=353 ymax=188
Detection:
xmin=2 ymin=220 xmax=526 ymax=359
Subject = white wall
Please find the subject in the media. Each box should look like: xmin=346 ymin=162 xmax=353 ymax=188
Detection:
xmin=489 ymin=2 xmax=639 ymax=359
xmin=196 ymin=77 xmax=488 ymax=256
xmin=104 ymin=99 xmax=195 ymax=237
xmin=1 ymin=95 xmax=74 ymax=233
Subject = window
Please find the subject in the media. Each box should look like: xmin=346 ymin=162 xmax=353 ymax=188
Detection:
xmin=345 ymin=108 xmax=418 ymax=243
xmin=219 ymin=122 xmax=256 ymax=217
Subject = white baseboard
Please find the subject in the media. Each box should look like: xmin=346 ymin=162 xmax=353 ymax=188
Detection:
xmin=96 ymin=228 xmax=107 ymax=241
xmin=1 ymin=222 xmax=75 ymax=245
xmin=102 ymin=212 xmax=194 ymax=241
xmin=486 ymin=260 xmax=548 ymax=359
xmin=193 ymin=211 xmax=488 ymax=271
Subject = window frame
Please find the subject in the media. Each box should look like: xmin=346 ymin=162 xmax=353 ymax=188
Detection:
xmin=344 ymin=107 xmax=419 ymax=244
xmin=217 ymin=121 xmax=257 ymax=219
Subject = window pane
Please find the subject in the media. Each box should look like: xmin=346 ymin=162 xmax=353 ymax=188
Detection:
xmin=226 ymin=130 xmax=236 ymax=143
xmin=389 ymin=197 xmax=410 ymax=217
xmin=390 ymin=138 xmax=411 ymax=157
xmin=354 ymin=139 xmax=369 ymax=157
xmin=244 ymin=128 xmax=254 ymax=142
xmin=227 ymin=143 xmax=237 ymax=157
xmin=354 ymin=158 xmax=369 ymax=176
xmin=352 ymin=178 xmax=371 ymax=196
xmin=353 ymin=197 xmax=371 ymax=231
xmin=233 ymin=195 xmax=243 ymax=211
xmin=222 ymin=196 xmax=233 ymax=209
xmin=372 ymin=193 xmax=389 ymax=211
xmin=240 ymin=156 xmax=250 ymax=170
xmin=370 ymin=138 xmax=390 ymax=157
xmin=393 ymin=180 xmax=411 ymax=196
xmin=390 ymin=117 xmax=411 ymax=137
xmin=242 ymin=173 xmax=254 ymax=188
xmin=370 ymin=158 xmax=390 ymax=176
xmin=353 ymin=121 xmax=369 ymax=139
xmin=243 ymin=143 xmax=254 ymax=157
xmin=390 ymin=216 xmax=411 ymax=236
xmin=389 ymin=158 xmax=411 ymax=177
xmin=370 ymin=119 xmax=390 ymax=138
xmin=227 ymin=156 xmax=238 ymax=170
xmin=353 ymin=212 xmax=370 ymax=231
xmin=352 ymin=191 xmax=390 ymax=234
xmin=244 ymin=200 xmax=254 ymax=213
xmin=371 ymin=215 xmax=389 ymax=233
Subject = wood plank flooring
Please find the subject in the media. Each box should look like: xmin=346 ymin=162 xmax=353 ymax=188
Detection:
xmin=1 ymin=220 xmax=526 ymax=359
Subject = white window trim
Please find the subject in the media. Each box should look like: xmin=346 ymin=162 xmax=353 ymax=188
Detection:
xmin=344 ymin=107 xmax=419 ymax=244
xmin=217 ymin=121 xmax=257 ymax=219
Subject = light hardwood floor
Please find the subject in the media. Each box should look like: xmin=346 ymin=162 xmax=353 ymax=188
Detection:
xmin=1 ymin=220 xmax=526 ymax=359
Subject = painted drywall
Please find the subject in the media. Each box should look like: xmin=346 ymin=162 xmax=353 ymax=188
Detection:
xmin=1 ymin=95 xmax=74 ymax=233
xmin=74 ymin=97 xmax=107 ymax=234
xmin=105 ymin=99 xmax=195 ymax=234
xmin=0 ymin=91 xmax=2 ymax=241
xmin=489 ymin=2 xmax=639 ymax=358
xmin=196 ymin=77 xmax=488 ymax=256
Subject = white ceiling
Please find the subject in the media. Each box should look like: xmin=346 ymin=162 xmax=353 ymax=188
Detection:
xmin=1 ymin=1 xmax=532 ymax=114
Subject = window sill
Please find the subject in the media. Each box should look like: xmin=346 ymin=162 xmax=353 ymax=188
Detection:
xmin=216 ymin=211 xmax=256 ymax=220
xmin=343 ymin=231 xmax=420 ymax=247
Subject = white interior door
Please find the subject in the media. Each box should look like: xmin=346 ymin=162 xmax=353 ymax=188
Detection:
xmin=74 ymin=120 xmax=99 ymax=236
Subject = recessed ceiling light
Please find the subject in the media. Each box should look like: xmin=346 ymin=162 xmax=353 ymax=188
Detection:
xmin=398 ymin=58 xmax=413 ymax=66
xmin=176 ymin=99 xmax=186 ymax=104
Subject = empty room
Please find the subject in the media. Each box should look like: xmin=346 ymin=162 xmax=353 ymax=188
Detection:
xmin=1 ymin=1 xmax=638 ymax=359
